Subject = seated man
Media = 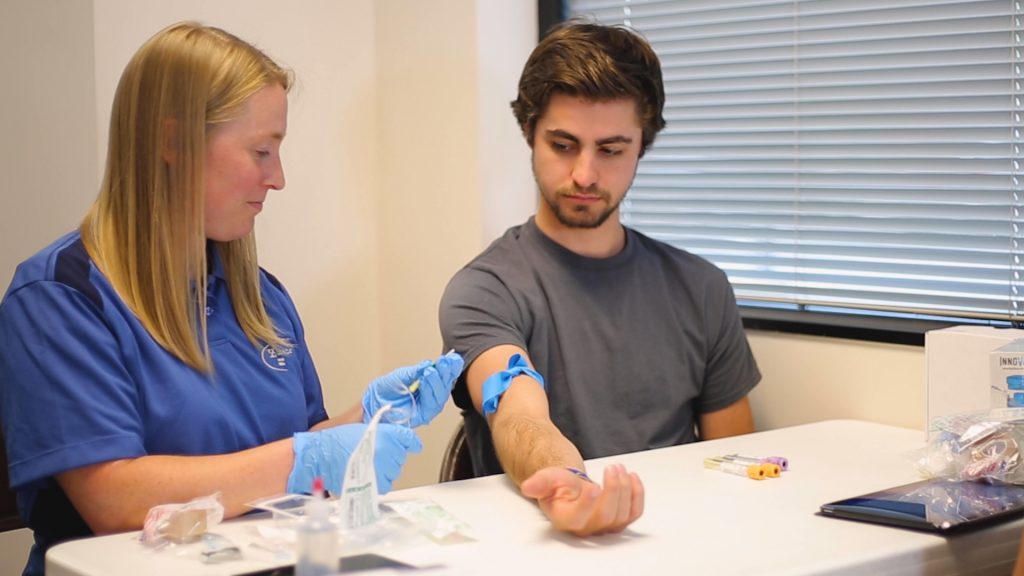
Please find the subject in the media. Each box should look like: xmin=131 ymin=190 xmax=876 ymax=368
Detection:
xmin=438 ymin=21 xmax=761 ymax=536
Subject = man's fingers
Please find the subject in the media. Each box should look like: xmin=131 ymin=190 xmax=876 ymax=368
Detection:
xmin=524 ymin=465 xmax=645 ymax=537
xmin=589 ymin=465 xmax=620 ymax=528
xmin=587 ymin=464 xmax=630 ymax=534
xmin=628 ymin=472 xmax=645 ymax=525
xmin=608 ymin=465 xmax=633 ymax=529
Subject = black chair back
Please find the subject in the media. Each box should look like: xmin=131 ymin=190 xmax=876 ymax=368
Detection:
xmin=438 ymin=420 xmax=474 ymax=482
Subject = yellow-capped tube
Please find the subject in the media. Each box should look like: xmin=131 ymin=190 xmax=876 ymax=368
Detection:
xmin=703 ymin=457 xmax=766 ymax=480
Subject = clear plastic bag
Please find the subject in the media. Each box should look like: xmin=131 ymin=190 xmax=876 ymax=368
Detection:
xmin=141 ymin=492 xmax=225 ymax=546
xmin=917 ymin=409 xmax=1024 ymax=484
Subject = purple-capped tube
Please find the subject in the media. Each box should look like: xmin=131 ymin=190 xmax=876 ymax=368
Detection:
xmin=727 ymin=454 xmax=788 ymax=471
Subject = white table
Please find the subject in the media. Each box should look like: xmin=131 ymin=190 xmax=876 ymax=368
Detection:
xmin=46 ymin=420 xmax=1024 ymax=575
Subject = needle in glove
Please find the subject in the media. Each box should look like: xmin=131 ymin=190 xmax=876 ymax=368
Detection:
xmin=362 ymin=351 xmax=465 ymax=427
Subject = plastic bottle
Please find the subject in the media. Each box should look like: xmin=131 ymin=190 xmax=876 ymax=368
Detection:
xmin=295 ymin=477 xmax=338 ymax=576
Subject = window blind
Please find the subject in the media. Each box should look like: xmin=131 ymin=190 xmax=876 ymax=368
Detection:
xmin=568 ymin=0 xmax=1024 ymax=323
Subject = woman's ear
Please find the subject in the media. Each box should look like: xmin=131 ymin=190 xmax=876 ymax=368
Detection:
xmin=160 ymin=118 xmax=178 ymax=164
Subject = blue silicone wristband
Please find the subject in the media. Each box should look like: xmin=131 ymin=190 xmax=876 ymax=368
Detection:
xmin=481 ymin=353 xmax=545 ymax=415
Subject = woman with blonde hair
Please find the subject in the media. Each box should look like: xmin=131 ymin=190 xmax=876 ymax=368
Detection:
xmin=0 ymin=22 xmax=461 ymax=576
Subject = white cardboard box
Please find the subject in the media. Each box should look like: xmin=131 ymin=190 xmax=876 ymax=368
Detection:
xmin=925 ymin=325 xmax=1024 ymax=438
xmin=990 ymin=339 xmax=1024 ymax=408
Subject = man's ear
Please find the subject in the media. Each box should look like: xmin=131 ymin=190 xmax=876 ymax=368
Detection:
xmin=160 ymin=118 xmax=178 ymax=164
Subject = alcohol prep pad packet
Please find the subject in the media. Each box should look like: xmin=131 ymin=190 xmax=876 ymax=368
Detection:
xmin=384 ymin=498 xmax=475 ymax=544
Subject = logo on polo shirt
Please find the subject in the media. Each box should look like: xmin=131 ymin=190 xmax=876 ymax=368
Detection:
xmin=261 ymin=344 xmax=294 ymax=372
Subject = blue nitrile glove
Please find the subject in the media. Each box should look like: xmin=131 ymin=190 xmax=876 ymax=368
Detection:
xmin=287 ymin=423 xmax=423 ymax=495
xmin=362 ymin=351 xmax=465 ymax=428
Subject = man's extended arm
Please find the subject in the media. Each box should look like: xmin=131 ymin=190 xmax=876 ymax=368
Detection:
xmin=467 ymin=344 xmax=581 ymax=484
xmin=466 ymin=344 xmax=643 ymax=536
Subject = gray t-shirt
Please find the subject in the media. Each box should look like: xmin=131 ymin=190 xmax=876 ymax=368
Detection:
xmin=439 ymin=217 xmax=761 ymax=476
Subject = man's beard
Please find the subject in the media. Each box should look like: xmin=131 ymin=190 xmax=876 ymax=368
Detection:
xmin=541 ymin=184 xmax=622 ymax=229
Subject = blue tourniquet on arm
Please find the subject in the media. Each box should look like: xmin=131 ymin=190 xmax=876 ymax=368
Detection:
xmin=481 ymin=353 xmax=545 ymax=415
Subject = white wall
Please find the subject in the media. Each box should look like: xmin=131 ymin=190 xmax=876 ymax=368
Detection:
xmin=0 ymin=0 xmax=929 ymax=570
xmin=747 ymin=331 xmax=925 ymax=432
xmin=0 ymin=1 xmax=99 ymax=570
xmin=0 ymin=0 xmax=98 ymax=291
xmin=373 ymin=0 xmax=537 ymax=483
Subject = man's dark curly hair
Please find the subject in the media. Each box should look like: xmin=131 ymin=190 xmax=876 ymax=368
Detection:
xmin=511 ymin=20 xmax=666 ymax=157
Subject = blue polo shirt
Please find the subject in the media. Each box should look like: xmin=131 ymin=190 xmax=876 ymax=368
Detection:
xmin=0 ymin=231 xmax=327 ymax=576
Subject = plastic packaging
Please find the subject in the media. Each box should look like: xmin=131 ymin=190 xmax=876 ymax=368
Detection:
xmin=384 ymin=498 xmax=476 ymax=544
xmin=141 ymin=492 xmax=224 ymax=547
xmin=917 ymin=408 xmax=1024 ymax=484
xmin=295 ymin=478 xmax=338 ymax=576
xmin=199 ymin=532 xmax=242 ymax=564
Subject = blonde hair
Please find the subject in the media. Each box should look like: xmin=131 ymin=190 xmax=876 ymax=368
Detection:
xmin=80 ymin=22 xmax=292 ymax=372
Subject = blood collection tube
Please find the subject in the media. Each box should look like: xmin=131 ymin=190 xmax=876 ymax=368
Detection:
xmin=719 ymin=455 xmax=781 ymax=477
xmin=727 ymin=453 xmax=789 ymax=471
xmin=703 ymin=457 xmax=766 ymax=480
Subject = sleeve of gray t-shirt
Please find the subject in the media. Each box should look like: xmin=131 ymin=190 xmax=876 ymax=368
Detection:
xmin=695 ymin=274 xmax=761 ymax=414
xmin=439 ymin=267 xmax=529 ymax=412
